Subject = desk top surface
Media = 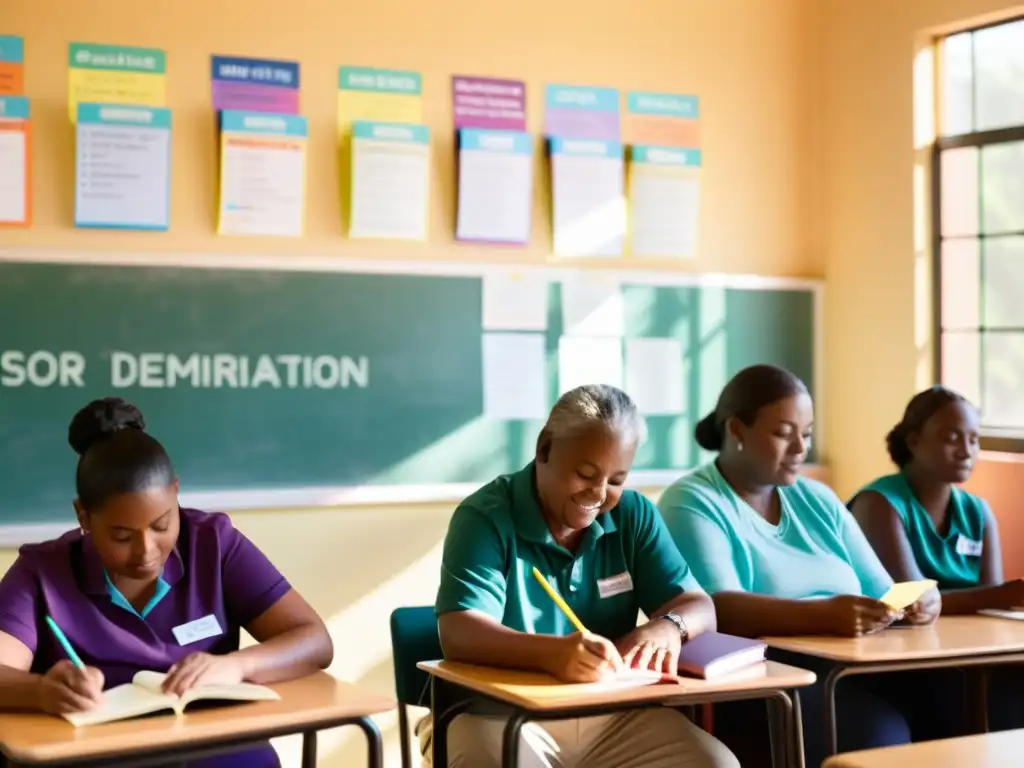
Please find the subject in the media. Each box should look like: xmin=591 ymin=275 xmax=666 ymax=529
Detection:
xmin=0 ymin=672 xmax=395 ymax=764
xmin=417 ymin=659 xmax=815 ymax=711
xmin=823 ymin=728 xmax=1024 ymax=767
xmin=764 ymin=616 xmax=1024 ymax=662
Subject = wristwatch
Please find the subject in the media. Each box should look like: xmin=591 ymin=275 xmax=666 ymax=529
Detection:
xmin=657 ymin=611 xmax=689 ymax=641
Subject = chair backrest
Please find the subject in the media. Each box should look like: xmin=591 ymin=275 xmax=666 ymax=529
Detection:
xmin=390 ymin=605 xmax=443 ymax=707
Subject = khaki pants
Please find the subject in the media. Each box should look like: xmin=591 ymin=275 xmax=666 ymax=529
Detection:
xmin=417 ymin=708 xmax=740 ymax=768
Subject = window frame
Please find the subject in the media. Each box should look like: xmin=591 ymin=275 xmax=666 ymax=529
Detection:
xmin=932 ymin=15 xmax=1024 ymax=453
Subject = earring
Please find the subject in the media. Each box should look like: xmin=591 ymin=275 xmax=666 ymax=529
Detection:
xmin=737 ymin=442 xmax=744 ymax=452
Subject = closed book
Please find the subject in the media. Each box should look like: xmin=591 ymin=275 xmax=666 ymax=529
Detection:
xmin=677 ymin=631 xmax=767 ymax=679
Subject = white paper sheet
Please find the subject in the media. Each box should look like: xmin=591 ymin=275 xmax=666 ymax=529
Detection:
xmin=561 ymin=275 xmax=624 ymax=337
xmin=75 ymin=123 xmax=171 ymax=229
xmin=558 ymin=336 xmax=623 ymax=395
xmin=629 ymin=171 xmax=700 ymax=257
xmin=482 ymin=332 xmax=548 ymax=419
xmin=625 ymin=338 xmax=685 ymax=415
xmin=350 ymin=141 xmax=429 ymax=240
xmin=552 ymin=153 xmax=625 ymax=257
xmin=0 ymin=127 xmax=26 ymax=224
xmin=219 ymin=139 xmax=306 ymax=237
xmin=457 ymin=149 xmax=532 ymax=243
xmin=482 ymin=271 xmax=549 ymax=331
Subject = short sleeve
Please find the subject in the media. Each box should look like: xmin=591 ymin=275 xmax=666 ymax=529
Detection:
xmin=826 ymin=489 xmax=894 ymax=599
xmin=216 ymin=516 xmax=292 ymax=627
xmin=0 ymin=555 xmax=42 ymax=654
xmin=435 ymin=504 xmax=508 ymax=621
xmin=627 ymin=495 xmax=703 ymax=615
xmin=658 ymin=486 xmax=746 ymax=594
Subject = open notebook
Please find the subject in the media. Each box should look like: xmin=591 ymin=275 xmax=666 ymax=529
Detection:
xmin=62 ymin=671 xmax=281 ymax=728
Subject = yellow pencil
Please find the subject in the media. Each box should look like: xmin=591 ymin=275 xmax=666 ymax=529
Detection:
xmin=531 ymin=566 xmax=588 ymax=634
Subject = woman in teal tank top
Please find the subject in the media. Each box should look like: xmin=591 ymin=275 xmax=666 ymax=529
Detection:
xmin=849 ymin=386 xmax=1024 ymax=612
xmin=850 ymin=386 xmax=1024 ymax=734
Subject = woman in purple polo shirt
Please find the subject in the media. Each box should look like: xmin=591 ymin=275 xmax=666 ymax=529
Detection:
xmin=0 ymin=397 xmax=334 ymax=767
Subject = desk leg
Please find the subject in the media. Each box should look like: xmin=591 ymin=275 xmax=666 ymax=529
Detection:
xmin=353 ymin=716 xmax=384 ymax=768
xmin=301 ymin=731 xmax=317 ymax=768
xmin=431 ymin=676 xmax=472 ymax=768
xmin=767 ymin=690 xmax=804 ymax=768
xmin=822 ymin=665 xmax=846 ymax=757
xmin=501 ymin=711 xmax=528 ymax=768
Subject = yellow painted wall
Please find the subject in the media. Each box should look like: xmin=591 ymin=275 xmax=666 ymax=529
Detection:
xmin=3 ymin=0 xmax=817 ymax=765
xmin=819 ymin=0 xmax=1024 ymax=498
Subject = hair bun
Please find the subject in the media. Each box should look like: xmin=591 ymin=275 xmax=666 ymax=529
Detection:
xmin=694 ymin=411 xmax=724 ymax=452
xmin=68 ymin=397 xmax=146 ymax=456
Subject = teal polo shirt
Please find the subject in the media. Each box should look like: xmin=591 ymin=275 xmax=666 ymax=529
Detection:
xmin=436 ymin=462 xmax=703 ymax=641
xmin=852 ymin=473 xmax=988 ymax=590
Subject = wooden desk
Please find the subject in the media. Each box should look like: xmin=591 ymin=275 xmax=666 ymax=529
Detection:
xmin=764 ymin=616 xmax=1024 ymax=758
xmin=822 ymin=727 xmax=1024 ymax=767
xmin=419 ymin=660 xmax=816 ymax=768
xmin=0 ymin=672 xmax=395 ymax=768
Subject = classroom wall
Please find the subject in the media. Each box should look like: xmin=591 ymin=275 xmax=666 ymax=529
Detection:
xmin=3 ymin=0 xmax=817 ymax=765
xmin=818 ymin=0 xmax=1024 ymax=574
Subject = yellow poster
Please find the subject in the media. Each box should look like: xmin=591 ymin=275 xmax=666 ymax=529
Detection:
xmin=68 ymin=42 xmax=166 ymax=121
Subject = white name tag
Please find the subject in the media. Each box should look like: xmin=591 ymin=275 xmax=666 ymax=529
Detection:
xmin=597 ymin=572 xmax=634 ymax=599
xmin=956 ymin=535 xmax=983 ymax=557
xmin=172 ymin=614 xmax=224 ymax=646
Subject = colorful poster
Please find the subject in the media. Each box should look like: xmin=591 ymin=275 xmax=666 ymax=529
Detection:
xmin=218 ymin=110 xmax=307 ymax=237
xmin=0 ymin=95 xmax=30 ymax=226
xmin=337 ymin=66 xmax=422 ymax=135
xmin=456 ymin=128 xmax=532 ymax=244
xmin=452 ymin=76 xmax=526 ymax=131
xmin=628 ymin=146 xmax=701 ymax=258
xmin=0 ymin=36 xmax=24 ymax=96
xmin=544 ymin=84 xmax=620 ymax=141
xmin=625 ymin=91 xmax=699 ymax=147
xmin=211 ymin=56 xmax=300 ymax=113
xmin=349 ymin=120 xmax=430 ymax=240
xmin=68 ymin=43 xmax=166 ymax=122
xmin=550 ymin=137 xmax=625 ymax=257
xmin=75 ymin=103 xmax=171 ymax=230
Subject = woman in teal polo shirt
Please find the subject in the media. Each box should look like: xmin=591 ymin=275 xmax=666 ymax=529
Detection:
xmin=850 ymin=385 xmax=1024 ymax=730
xmin=0 ymin=398 xmax=334 ymax=767
xmin=657 ymin=365 xmax=962 ymax=768
xmin=422 ymin=384 xmax=739 ymax=768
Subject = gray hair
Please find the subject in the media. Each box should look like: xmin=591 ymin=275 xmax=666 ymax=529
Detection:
xmin=544 ymin=385 xmax=648 ymax=446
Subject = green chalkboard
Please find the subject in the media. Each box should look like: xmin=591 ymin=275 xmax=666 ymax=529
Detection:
xmin=0 ymin=260 xmax=818 ymax=527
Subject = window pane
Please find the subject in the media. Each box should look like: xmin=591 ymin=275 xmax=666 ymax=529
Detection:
xmin=983 ymin=236 xmax=1024 ymax=328
xmin=981 ymin=141 xmax=1024 ymax=234
xmin=942 ymin=238 xmax=980 ymax=330
xmin=943 ymin=331 xmax=981 ymax=406
xmin=941 ymin=32 xmax=973 ymax=135
xmin=975 ymin=20 xmax=1024 ymax=131
xmin=940 ymin=147 xmax=978 ymax=236
xmin=982 ymin=332 xmax=1024 ymax=429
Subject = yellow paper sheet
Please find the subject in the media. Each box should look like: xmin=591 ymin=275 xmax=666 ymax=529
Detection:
xmin=336 ymin=91 xmax=422 ymax=136
xmin=879 ymin=579 xmax=937 ymax=610
xmin=68 ymin=69 xmax=165 ymax=121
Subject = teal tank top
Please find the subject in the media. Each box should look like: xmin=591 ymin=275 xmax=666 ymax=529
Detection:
xmin=853 ymin=473 xmax=987 ymax=590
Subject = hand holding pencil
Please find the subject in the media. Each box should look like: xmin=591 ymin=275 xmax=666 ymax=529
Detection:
xmin=37 ymin=616 xmax=104 ymax=716
xmin=531 ymin=567 xmax=624 ymax=683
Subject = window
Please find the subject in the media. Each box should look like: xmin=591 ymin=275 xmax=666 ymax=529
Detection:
xmin=934 ymin=17 xmax=1024 ymax=448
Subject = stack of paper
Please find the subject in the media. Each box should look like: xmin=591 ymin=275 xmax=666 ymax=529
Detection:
xmin=456 ymin=128 xmax=532 ymax=244
xmin=550 ymin=138 xmax=625 ymax=257
xmin=218 ymin=110 xmax=307 ymax=237
xmin=349 ymin=120 xmax=430 ymax=240
xmin=0 ymin=95 xmax=29 ymax=226
xmin=74 ymin=104 xmax=171 ymax=230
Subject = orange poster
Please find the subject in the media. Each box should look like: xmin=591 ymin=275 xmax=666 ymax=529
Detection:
xmin=0 ymin=36 xmax=24 ymax=95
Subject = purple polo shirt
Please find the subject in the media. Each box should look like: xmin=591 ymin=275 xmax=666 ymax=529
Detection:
xmin=0 ymin=508 xmax=290 ymax=768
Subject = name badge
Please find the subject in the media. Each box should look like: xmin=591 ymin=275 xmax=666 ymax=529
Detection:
xmin=597 ymin=572 xmax=634 ymax=599
xmin=172 ymin=614 xmax=224 ymax=646
xmin=956 ymin=534 xmax=984 ymax=557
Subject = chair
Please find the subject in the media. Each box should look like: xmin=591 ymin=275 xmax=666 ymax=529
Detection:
xmin=390 ymin=606 xmax=444 ymax=768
